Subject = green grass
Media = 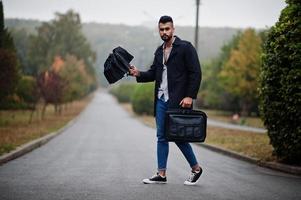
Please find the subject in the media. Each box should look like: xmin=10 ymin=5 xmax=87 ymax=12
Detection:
xmin=205 ymin=126 xmax=274 ymax=161
xmin=0 ymin=95 xmax=93 ymax=156
xmin=0 ymin=143 xmax=15 ymax=155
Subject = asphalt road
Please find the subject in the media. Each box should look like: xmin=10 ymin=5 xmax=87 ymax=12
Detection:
xmin=0 ymin=90 xmax=300 ymax=200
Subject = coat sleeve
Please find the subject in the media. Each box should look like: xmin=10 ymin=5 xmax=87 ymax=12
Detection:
xmin=184 ymin=42 xmax=202 ymax=99
xmin=136 ymin=54 xmax=158 ymax=83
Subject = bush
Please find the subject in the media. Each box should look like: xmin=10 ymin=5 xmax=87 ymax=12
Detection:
xmin=16 ymin=76 xmax=39 ymax=107
xmin=132 ymin=83 xmax=154 ymax=115
xmin=109 ymin=82 xmax=136 ymax=103
xmin=259 ymin=0 xmax=301 ymax=164
xmin=0 ymin=94 xmax=27 ymax=110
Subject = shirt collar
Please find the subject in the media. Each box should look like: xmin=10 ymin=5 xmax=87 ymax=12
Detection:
xmin=163 ymin=36 xmax=176 ymax=49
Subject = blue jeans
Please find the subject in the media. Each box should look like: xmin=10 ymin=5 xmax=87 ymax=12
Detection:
xmin=156 ymin=96 xmax=198 ymax=171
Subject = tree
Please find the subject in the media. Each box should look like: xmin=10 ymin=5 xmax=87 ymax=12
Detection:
xmin=260 ymin=0 xmax=301 ymax=164
xmin=37 ymin=70 xmax=66 ymax=118
xmin=0 ymin=49 xmax=18 ymax=101
xmin=51 ymin=55 xmax=92 ymax=102
xmin=0 ymin=0 xmax=3 ymax=46
xmin=11 ymin=28 xmax=31 ymax=75
xmin=28 ymin=10 xmax=97 ymax=91
xmin=219 ymin=28 xmax=262 ymax=116
xmin=198 ymin=32 xmax=241 ymax=111
xmin=0 ymin=1 xmax=19 ymax=107
xmin=52 ymin=11 xmax=96 ymax=75
xmin=16 ymin=75 xmax=39 ymax=122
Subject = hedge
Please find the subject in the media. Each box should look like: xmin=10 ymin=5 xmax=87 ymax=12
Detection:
xmin=259 ymin=0 xmax=301 ymax=164
xmin=109 ymin=82 xmax=137 ymax=103
xmin=131 ymin=83 xmax=154 ymax=115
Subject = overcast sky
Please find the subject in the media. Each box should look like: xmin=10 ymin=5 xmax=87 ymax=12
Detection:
xmin=3 ymin=0 xmax=286 ymax=28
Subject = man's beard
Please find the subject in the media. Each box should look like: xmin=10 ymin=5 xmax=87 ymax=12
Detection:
xmin=161 ymin=34 xmax=172 ymax=42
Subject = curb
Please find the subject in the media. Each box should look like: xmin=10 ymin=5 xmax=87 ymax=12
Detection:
xmin=0 ymin=115 xmax=79 ymax=166
xmin=0 ymin=90 xmax=97 ymax=166
xmin=198 ymin=143 xmax=258 ymax=164
xmin=197 ymin=143 xmax=301 ymax=176
xmin=258 ymin=161 xmax=301 ymax=176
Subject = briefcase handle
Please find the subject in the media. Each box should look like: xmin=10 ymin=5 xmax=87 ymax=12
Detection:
xmin=167 ymin=108 xmax=192 ymax=113
xmin=166 ymin=108 xmax=207 ymax=117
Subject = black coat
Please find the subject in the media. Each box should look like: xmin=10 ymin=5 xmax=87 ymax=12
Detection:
xmin=136 ymin=36 xmax=201 ymax=116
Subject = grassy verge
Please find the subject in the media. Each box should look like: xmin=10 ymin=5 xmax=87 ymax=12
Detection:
xmin=122 ymin=103 xmax=275 ymax=162
xmin=0 ymin=93 xmax=94 ymax=156
xmin=199 ymin=109 xmax=265 ymax=128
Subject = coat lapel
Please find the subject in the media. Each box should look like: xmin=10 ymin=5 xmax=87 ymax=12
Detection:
xmin=165 ymin=36 xmax=180 ymax=64
xmin=155 ymin=47 xmax=164 ymax=69
xmin=166 ymin=47 xmax=178 ymax=64
xmin=155 ymin=47 xmax=163 ymax=62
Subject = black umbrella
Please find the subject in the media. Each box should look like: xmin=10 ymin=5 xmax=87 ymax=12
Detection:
xmin=104 ymin=46 xmax=134 ymax=84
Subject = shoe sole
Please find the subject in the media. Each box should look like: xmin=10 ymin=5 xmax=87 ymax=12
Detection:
xmin=184 ymin=168 xmax=203 ymax=186
xmin=143 ymin=179 xmax=167 ymax=184
xmin=184 ymin=180 xmax=198 ymax=186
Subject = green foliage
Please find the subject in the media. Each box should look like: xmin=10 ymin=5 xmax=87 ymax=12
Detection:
xmin=28 ymin=10 xmax=96 ymax=85
xmin=109 ymin=82 xmax=153 ymax=115
xmin=1 ymin=29 xmax=16 ymax=50
xmin=197 ymin=32 xmax=241 ymax=112
xmin=1 ymin=2 xmax=16 ymax=51
xmin=260 ymin=0 xmax=301 ymax=164
xmin=132 ymin=83 xmax=154 ymax=115
xmin=0 ymin=49 xmax=18 ymax=101
xmin=219 ymin=28 xmax=262 ymax=116
xmin=0 ymin=95 xmax=28 ymax=110
xmin=16 ymin=75 xmax=39 ymax=107
xmin=5 ymin=19 xmax=41 ymax=34
xmin=0 ymin=1 xmax=3 ymax=33
xmin=0 ymin=1 xmax=20 ymax=109
xmin=11 ymin=28 xmax=31 ymax=75
xmin=6 ymin=18 xmax=242 ymax=87
xmin=109 ymin=83 xmax=137 ymax=103
xmin=55 ymin=55 xmax=93 ymax=101
xmin=199 ymin=28 xmax=266 ymax=116
xmin=0 ymin=143 xmax=15 ymax=155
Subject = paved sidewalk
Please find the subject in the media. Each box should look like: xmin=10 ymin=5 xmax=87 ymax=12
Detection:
xmin=207 ymin=119 xmax=266 ymax=133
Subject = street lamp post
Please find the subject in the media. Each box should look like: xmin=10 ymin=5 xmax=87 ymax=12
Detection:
xmin=195 ymin=0 xmax=201 ymax=53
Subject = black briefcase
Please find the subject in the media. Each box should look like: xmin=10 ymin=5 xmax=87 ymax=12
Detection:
xmin=165 ymin=109 xmax=207 ymax=142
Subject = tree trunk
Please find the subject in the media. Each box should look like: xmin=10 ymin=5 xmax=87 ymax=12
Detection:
xmin=41 ymin=102 xmax=47 ymax=120
xmin=54 ymin=104 xmax=58 ymax=114
xmin=241 ymin=99 xmax=251 ymax=117
xmin=28 ymin=106 xmax=34 ymax=123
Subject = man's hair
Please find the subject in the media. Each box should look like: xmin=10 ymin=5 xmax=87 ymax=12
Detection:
xmin=158 ymin=15 xmax=173 ymax=24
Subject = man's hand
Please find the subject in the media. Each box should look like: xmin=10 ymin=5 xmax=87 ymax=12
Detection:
xmin=129 ymin=65 xmax=140 ymax=77
xmin=179 ymin=97 xmax=193 ymax=108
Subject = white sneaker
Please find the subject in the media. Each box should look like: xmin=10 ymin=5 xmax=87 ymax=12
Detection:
xmin=143 ymin=173 xmax=167 ymax=184
xmin=184 ymin=167 xmax=203 ymax=186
